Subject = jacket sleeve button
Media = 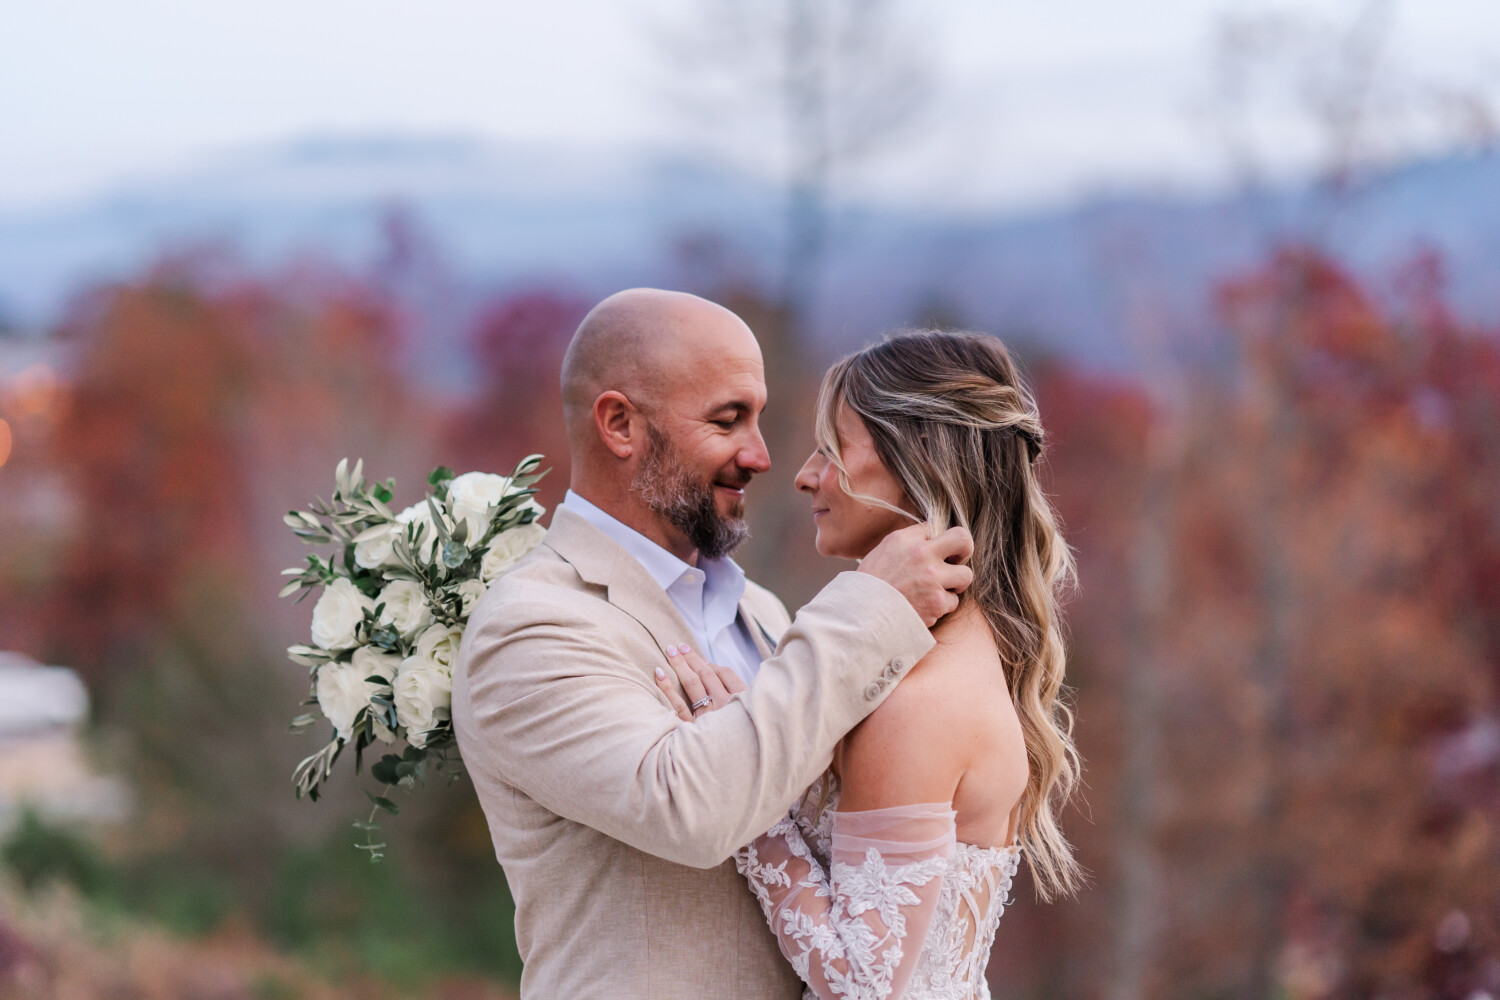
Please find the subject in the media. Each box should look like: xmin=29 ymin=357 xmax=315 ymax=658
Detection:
xmin=864 ymin=682 xmax=884 ymax=700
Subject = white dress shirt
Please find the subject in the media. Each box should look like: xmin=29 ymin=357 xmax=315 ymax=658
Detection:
xmin=557 ymin=490 xmax=766 ymax=684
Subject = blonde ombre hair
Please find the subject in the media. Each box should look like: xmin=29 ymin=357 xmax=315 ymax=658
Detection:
xmin=816 ymin=329 xmax=1083 ymax=900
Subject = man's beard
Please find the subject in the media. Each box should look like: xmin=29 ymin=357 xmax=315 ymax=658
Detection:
xmin=632 ymin=423 xmax=751 ymax=560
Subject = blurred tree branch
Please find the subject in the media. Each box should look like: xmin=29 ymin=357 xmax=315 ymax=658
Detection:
xmin=655 ymin=0 xmax=936 ymax=323
xmin=1200 ymin=0 xmax=1497 ymax=197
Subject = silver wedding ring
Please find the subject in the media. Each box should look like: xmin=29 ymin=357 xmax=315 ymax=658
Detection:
xmin=689 ymin=696 xmax=713 ymax=712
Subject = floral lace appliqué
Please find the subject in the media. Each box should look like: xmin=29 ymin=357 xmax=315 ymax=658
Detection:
xmin=736 ymin=787 xmax=1022 ymax=1000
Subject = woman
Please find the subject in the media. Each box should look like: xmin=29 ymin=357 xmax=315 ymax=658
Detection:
xmin=655 ymin=329 xmax=1082 ymax=1000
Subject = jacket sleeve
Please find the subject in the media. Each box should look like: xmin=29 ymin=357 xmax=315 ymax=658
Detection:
xmin=454 ymin=571 xmax=934 ymax=868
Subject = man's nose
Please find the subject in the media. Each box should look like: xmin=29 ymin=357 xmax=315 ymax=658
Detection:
xmin=740 ymin=430 xmax=771 ymax=474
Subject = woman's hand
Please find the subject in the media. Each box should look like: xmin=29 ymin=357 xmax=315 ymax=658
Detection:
xmin=654 ymin=643 xmax=747 ymax=721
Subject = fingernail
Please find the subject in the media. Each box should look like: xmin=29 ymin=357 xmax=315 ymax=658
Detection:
xmin=655 ymin=666 xmax=666 ymax=679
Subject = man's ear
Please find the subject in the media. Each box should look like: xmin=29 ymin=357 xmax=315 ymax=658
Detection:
xmin=593 ymin=390 xmax=641 ymax=459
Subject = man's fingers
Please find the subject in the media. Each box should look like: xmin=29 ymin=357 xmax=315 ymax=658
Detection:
xmin=940 ymin=562 xmax=975 ymax=595
xmin=917 ymin=588 xmax=962 ymax=627
xmin=653 ymin=666 xmax=694 ymax=722
xmin=931 ymin=525 xmax=975 ymax=564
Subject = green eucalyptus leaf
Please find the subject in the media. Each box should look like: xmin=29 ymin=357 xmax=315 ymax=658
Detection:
xmin=365 ymin=792 xmax=400 ymax=815
xmin=441 ymin=540 xmax=470 ymax=569
xmin=425 ymin=497 xmax=451 ymax=543
xmin=370 ymin=755 xmax=402 ymax=785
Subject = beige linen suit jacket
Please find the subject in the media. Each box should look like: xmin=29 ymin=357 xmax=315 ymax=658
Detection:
xmin=452 ymin=508 xmax=935 ymax=1000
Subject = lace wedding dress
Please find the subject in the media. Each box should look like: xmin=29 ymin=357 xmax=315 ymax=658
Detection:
xmin=735 ymin=778 xmax=1022 ymax=1000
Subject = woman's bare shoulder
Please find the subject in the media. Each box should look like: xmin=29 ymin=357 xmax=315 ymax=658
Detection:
xmin=836 ymin=622 xmax=1002 ymax=810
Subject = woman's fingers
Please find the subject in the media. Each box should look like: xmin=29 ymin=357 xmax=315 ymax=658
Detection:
xmin=666 ymin=645 xmax=710 ymax=710
xmin=714 ymin=664 xmax=748 ymax=695
xmin=654 ymin=665 xmax=694 ymax=722
xmin=680 ymin=646 xmax=731 ymax=704
xmin=661 ymin=644 xmax=744 ymax=718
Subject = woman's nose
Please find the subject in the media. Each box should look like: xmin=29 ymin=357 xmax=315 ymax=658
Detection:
xmin=794 ymin=453 xmax=819 ymax=493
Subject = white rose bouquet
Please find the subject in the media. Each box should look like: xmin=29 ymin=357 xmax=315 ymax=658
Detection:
xmin=280 ymin=456 xmax=547 ymax=857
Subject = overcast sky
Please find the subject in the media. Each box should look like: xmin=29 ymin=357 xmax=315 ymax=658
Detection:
xmin=1 ymin=0 xmax=1495 ymax=211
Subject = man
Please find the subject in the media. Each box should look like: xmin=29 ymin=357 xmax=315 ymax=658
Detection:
xmin=452 ymin=289 xmax=973 ymax=999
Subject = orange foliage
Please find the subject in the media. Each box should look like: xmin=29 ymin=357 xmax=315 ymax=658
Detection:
xmin=3 ymin=243 xmax=1498 ymax=1000
xmin=443 ymin=291 xmax=589 ymax=512
xmin=19 ymin=256 xmax=414 ymax=679
xmin=1159 ymin=248 xmax=1500 ymax=999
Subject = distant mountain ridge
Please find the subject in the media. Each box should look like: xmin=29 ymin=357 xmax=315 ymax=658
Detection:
xmin=1 ymin=136 xmax=1496 ymax=376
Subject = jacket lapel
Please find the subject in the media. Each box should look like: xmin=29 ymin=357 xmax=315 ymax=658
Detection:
xmin=543 ymin=508 xmax=695 ymax=667
xmin=739 ymin=600 xmax=781 ymax=659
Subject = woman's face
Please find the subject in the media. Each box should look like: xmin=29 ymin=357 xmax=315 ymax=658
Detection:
xmin=795 ymin=402 xmax=917 ymax=560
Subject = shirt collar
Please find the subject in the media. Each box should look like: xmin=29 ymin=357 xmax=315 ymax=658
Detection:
xmin=558 ymin=489 xmax=746 ymax=604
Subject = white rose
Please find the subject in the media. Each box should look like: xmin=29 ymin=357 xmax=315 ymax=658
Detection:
xmin=447 ymin=472 xmax=511 ymax=543
xmin=353 ymin=522 xmax=398 ymax=569
xmin=377 ymin=580 xmax=431 ymax=635
xmin=416 ymin=622 xmax=464 ymax=672
xmin=394 ymin=655 xmax=452 ymax=746
xmin=480 ymin=522 xmax=548 ymax=583
xmin=396 ymin=501 xmax=440 ymax=562
xmin=315 ymin=659 xmax=383 ymax=741
xmin=455 ymin=578 xmax=486 ymax=615
xmin=351 ymin=644 xmax=402 ymax=685
xmin=310 ymin=577 xmax=375 ymax=650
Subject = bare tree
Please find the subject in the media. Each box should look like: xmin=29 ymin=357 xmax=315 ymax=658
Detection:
xmin=657 ymin=0 xmax=935 ymax=324
xmin=1201 ymin=0 xmax=1496 ymax=198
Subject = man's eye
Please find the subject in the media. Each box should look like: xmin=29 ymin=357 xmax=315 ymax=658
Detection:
xmin=713 ymin=419 xmax=736 ymax=429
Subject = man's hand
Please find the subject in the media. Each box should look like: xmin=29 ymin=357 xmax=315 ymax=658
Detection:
xmin=857 ymin=524 xmax=974 ymax=626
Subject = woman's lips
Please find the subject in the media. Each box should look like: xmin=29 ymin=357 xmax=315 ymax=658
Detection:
xmin=811 ymin=508 xmax=828 ymax=520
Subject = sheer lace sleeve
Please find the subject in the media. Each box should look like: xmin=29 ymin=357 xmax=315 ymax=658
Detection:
xmin=735 ymin=803 xmax=956 ymax=1000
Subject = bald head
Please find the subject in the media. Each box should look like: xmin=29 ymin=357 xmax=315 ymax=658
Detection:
xmin=557 ymin=288 xmax=771 ymax=561
xmin=560 ymin=288 xmax=758 ymax=438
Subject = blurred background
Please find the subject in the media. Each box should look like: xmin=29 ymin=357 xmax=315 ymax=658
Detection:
xmin=1 ymin=0 xmax=1498 ymax=997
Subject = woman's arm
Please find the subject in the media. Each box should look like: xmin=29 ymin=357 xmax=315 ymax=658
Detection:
xmin=733 ymin=670 xmax=970 ymax=1000
xmin=737 ymin=801 xmax=956 ymax=1000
